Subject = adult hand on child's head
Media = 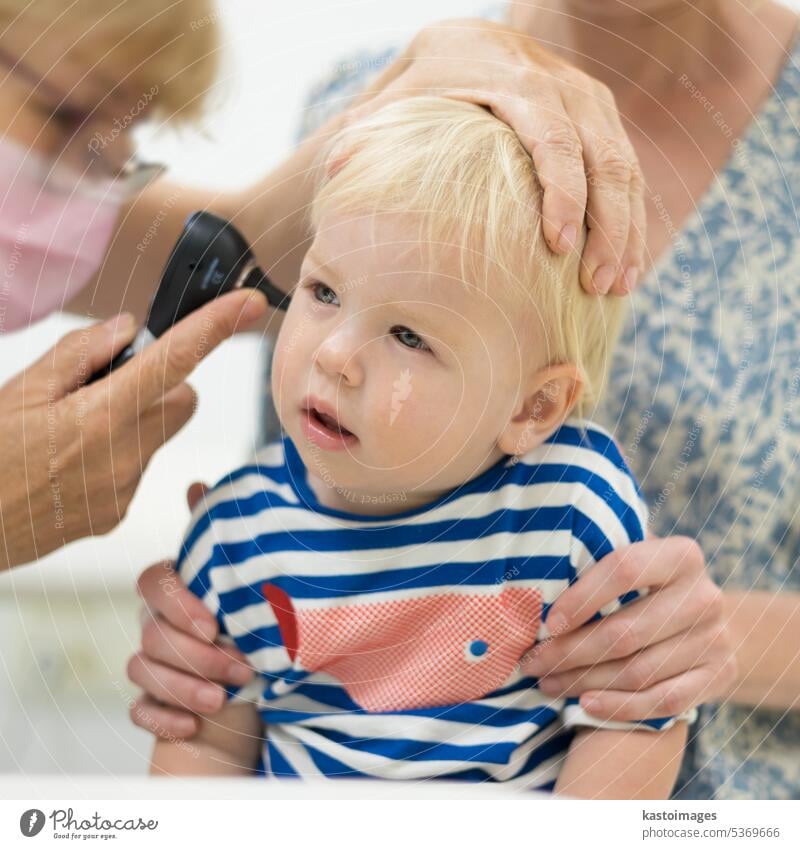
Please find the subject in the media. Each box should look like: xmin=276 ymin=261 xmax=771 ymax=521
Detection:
xmin=127 ymin=482 xmax=255 ymax=740
xmin=342 ymin=17 xmax=645 ymax=296
xmin=519 ymin=534 xmax=738 ymax=720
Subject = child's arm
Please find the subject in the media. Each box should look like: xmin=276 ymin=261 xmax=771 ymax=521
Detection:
xmin=555 ymin=721 xmax=688 ymax=799
xmin=150 ymin=700 xmax=263 ymax=777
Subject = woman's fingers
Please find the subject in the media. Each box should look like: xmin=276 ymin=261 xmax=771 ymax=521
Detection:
xmin=537 ymin=621 xmax=729 ymax=696
xmin=11 ymin=313 xmax=138 ymax=404
xmin=575 ymin=113 xmax=635 ymax=294
xmin=351 ymin=18 xmax=647 ymax=280
xmin=126 ymin=651 xmax=227 ymax=714
xmin=577 ymin=657 xmax=739 ymax=721
xmin=494 ymin=91 xmax=588 ymax=254
xmin=186 ymin=481 xmax=210 ymax=511
xmin=129 ymin=694 xmax=200 ymax=740
xmin=108 ymin=288 xmax=266 ymax=417
xmin=563 ymin=82 xmax=645 ymax=294
xmin=131 ymin=560 xmax=256 ymax=736
xmin=545 ymin=536 xmax=707 ymax=635
xmin=520 ymin=531 xmax=734 ymax=722
xmin=140 ymin=613 xmax=253 ymax=686
xmin=611 ymin=162 xmax=648 ymax=295
xmin=0 ymin=297 xmax=243 ymax=562
xmin=135 ymin=382 xmax=198 ymax=465
xmin=136 ymin=561 xmax=219 ymax=643
xmin=527 ymin=576 xmax=724 ymax=676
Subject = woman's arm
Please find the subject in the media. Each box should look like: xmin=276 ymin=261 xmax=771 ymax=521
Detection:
xmin=72 ymin=17 xmax=649 ymax=325
xmin=67 ymin=179 xmax=233 ymax=323
xmin=555 ymin=722 xmax=688 ymax=800
xmin=724 ymin=590 xmax=800 ymax=710
xmin=68 ymin=110 xmax=347 ymax=324
xmin=150 ymin=701 xmax=262 ymax=777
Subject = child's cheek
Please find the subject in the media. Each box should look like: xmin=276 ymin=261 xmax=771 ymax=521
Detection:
xmin=382 ymin=379 xmax=443 ymax=447
xmin=380 ymin=367 xmax=417 ymax=428
xmin=271 ymin=325 xmax=295 ymax=403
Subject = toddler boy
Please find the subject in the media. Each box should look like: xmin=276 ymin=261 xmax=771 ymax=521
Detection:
xmin=151 ymin=97 xmax=688 ymax=797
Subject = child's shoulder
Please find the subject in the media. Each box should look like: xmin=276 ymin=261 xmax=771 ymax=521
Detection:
xmin=175 ymin=439 xmax=298 ymax=580
xmin=510 ymin=416 xmax=636 ymax=480
xmin=202 ymin=438 xmax=295 ymax=513
xmin=507 ymin=416 xmax=648 ymax=543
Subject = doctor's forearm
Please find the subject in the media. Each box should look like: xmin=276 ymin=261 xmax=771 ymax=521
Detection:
xmin=233 ymin=109 xmax=349 ymax=295
xmin=724 ymin=590 xmax=800 ymax=710
xmin=66 ymin=179 xmax=234 ymax=323
xmin=67 ymin=111 xmax=346 ymax=326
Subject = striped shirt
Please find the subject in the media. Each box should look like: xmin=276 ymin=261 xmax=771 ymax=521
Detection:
xmin=177 ymin=417 xmax=681 ymax=788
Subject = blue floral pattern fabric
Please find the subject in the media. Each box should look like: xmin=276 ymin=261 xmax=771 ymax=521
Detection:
xmin=265 ymin=18 xmax=800 ymax=800
xmin=595 ymin=34 xmax=800 ymax=802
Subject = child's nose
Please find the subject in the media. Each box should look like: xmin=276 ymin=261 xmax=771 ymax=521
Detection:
xmin=314 ymin=327 xmax=365 ymax=387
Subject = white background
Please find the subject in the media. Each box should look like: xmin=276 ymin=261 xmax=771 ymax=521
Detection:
xmin=141 ymin=0 xmax=494 ymax=189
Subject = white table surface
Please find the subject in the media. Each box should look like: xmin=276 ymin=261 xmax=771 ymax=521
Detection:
xmin=0 ymin=775 xmax=543 ymax=800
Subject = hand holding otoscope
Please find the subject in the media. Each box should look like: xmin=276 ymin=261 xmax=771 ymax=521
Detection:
xmin=88 ymin=211 xmax=291 ymax=383
xmin=0 ymin=212 xmax=285 ymax=570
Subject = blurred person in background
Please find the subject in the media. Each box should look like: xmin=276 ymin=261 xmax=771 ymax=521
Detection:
xmin=0 ymin=0 xmax=269 ymax=573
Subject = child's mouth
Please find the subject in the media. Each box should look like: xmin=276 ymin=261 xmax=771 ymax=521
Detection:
xmin=311 ymin=408 xmax=354 ymax=437
xmin=300 ymin=401 xmax=358 ymax=451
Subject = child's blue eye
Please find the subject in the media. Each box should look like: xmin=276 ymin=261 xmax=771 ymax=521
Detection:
xmin=312 ymin=282 xmax=339 ymax=306
xmin=390 ymin=325 xmax=430 ymax=352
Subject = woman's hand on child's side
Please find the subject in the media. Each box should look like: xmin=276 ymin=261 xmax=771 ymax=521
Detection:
xmin=342 ymin=17 xmax=645 ymax=296
xmin=127 ymin=483 xmax=255 ymax=740
xmin=519 ymin=535 xmax=738 ymax=720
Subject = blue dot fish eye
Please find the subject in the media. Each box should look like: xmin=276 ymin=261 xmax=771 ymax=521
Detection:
xmin=469 ymin=639 xmax=488 ymax=657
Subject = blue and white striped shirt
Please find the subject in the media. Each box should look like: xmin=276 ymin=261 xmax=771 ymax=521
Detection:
xmin=177 ymin=417 xmax=680 ymax=788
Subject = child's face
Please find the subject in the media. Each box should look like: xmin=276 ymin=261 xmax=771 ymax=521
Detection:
xmin=271 ymin=211 xmax=556 ymax=512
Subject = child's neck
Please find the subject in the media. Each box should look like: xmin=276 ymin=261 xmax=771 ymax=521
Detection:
xmin=303 ymin=446 xmax=510 ymax=518
xmin=305 ymin=472 xmax=445 ymax=517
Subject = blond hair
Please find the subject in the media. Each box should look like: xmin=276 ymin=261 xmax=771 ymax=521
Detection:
xmin=311 ymin=97 xmax=627 ymax=420
xmin=0 ymin=0 xmax=220 ymax=123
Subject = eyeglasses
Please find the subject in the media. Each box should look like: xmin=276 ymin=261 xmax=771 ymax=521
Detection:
xmin=50 ymin=103 xmax=166 ymax=197
xmin=0 ymin=46 xmax=165 ymax=197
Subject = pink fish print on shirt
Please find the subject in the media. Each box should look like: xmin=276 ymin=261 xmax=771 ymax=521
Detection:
xmin=263 ymin=582 xmax=542 ymax=712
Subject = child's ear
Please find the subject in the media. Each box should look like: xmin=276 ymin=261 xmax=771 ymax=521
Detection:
xmin=497 ymin=364 xmax=584 ymax=456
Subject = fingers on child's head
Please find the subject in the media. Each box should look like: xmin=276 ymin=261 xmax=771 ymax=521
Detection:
xmin=325 ymin=150 xmax=352 ymax=179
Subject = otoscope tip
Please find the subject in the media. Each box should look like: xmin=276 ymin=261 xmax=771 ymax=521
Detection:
xmin=243 ymin=267 xmax=291 ymax=312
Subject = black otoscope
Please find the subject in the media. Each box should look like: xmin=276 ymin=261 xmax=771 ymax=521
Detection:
xmin=88 ymin=211 xmax=291 ymax=384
